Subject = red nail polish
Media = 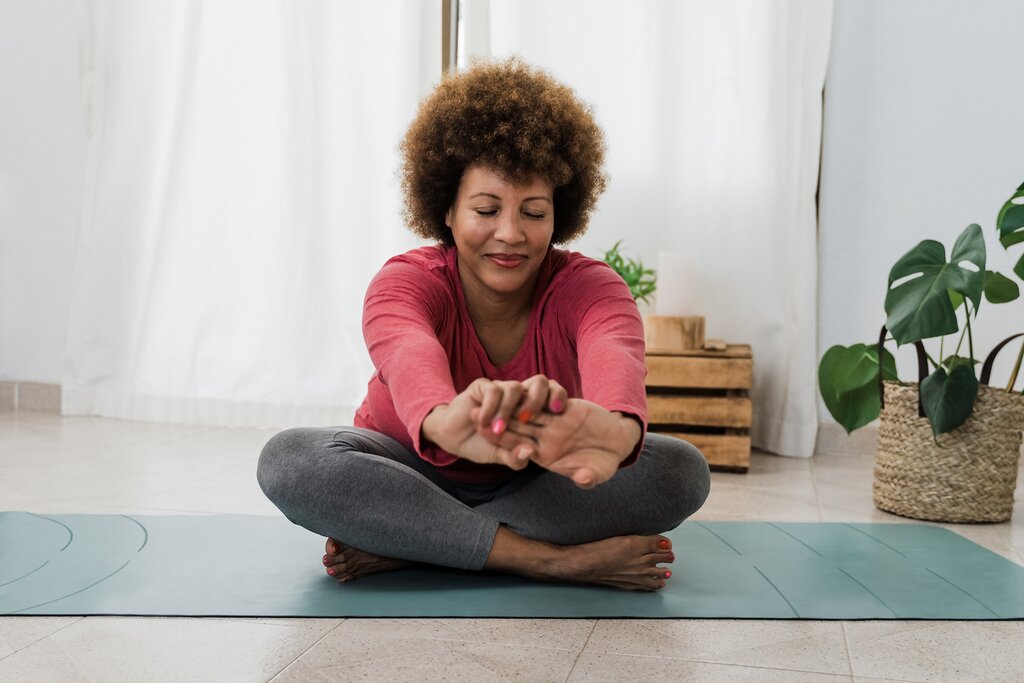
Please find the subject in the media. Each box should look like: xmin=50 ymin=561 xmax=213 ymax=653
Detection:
xmin=517 ymin=410 xmax=532 ymax=423
xmin=658 ymin=539 xmax=670 ymax=550
xmin=327 ymin=568 xmax=335 ymax=576
xmin=665 ymin=570 xmax=672 ymax=579
xmin=491 ymin=419 xmax=506 ymax=435
xmin=551 ymin=399 xmax=564 ymax=413
xmin=323 ymin=557 xmax=329 ymax=566
xmin=667 ymin=552 xmax=675 ymax=562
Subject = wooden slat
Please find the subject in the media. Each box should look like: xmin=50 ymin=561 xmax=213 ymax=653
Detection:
xmin=647 ymin=395 xmax=752 ymax=428
xmin=645 ymin=344 xmax=752 ymax=359
xmin=652 ymin=431 xmax=750 ymax=471
xmin=645 ymin=355 xmax=753 ymax=389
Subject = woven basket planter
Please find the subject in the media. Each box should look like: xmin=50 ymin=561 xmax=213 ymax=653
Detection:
xmin=875 ymin=380 xmax=1024 ymax=523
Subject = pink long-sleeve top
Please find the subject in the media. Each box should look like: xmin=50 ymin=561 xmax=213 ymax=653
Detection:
xmin=353 ymin=244 xmax=648 ymax=485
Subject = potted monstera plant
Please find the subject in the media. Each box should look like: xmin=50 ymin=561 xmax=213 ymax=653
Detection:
xmin=819 ymin=183 xmax=1024 ymax=437
xmin=818 ymin=182 xmax=1024 ymax=523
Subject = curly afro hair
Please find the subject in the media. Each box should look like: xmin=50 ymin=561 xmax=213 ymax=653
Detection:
xmin=399 ymin=57 xmax=607 ymax=246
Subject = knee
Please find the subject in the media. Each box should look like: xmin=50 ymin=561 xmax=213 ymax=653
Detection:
xmin=644 ymin=435 xmax=711 ymax=529
xmin=256 ymin=427 xmax=314 ymax=504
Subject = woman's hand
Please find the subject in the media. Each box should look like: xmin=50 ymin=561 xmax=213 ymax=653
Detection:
xmin=421 ymin=378 xmax=538 ymax=469
xmin=508 ymin=399 xmax=642 ymax=489
xmin=472 ymin=374 xmax=568 ymax=435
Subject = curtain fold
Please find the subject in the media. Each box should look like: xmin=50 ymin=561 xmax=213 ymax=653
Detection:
xmin=463 ymin=0 xmax=833 ymax=457
xmin=63 ymin=0 xmax=438 ymax=428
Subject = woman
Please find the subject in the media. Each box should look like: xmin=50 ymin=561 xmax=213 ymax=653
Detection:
xmin=258 ymin=58 xmax=710 ymax=591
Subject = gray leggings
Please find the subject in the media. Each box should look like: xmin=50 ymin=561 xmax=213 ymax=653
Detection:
xmin=257 ymin=427 xmax=710 ymax=571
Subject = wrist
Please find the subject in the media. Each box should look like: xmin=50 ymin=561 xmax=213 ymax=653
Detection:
xmin=421 ymin=403 xmax=451 ymax=450
xmin=613 ymin=412 xmax=643 ymax=461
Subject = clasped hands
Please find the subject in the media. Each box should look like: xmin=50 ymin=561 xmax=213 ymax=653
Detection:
xmin=421 ymin=375 xmax=641 ymax=489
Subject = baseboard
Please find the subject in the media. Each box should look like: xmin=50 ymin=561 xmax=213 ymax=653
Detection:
xmin=814 ymin=421 xmax=879 ymax=457
xmin=0 ymin=381 xmax=61 ymax=413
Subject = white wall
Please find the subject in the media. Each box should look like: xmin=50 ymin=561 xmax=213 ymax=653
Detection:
xmin=4 ymin=0 xmax=1023 ymax=420
xmin=818 ymin=0 xmax=1024 ymax=427
xmin=0 ymin=0 xmax=84 ymax=383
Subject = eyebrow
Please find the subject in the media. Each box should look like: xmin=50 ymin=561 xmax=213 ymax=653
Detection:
xmin=469 ymin=192 xmax=551 ymax=203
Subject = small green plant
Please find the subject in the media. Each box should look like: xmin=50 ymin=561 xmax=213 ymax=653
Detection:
xmin=819 ymin=181 xmax=1024 ymax=438
xmin=602 ymin=240 xmax=657 ymax=304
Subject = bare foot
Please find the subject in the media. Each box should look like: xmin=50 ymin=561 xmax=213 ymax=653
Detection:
xmin=486 ymin=528 xmax=675 ymax=592
xmin=322 ymin=537 xmax=414 ymax=583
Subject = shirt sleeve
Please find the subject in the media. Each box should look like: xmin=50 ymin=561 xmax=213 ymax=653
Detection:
xmin=362 ymin=258 xmax=460 ymax=464
xmin=567 ymin=261 xmax=649 ymax=467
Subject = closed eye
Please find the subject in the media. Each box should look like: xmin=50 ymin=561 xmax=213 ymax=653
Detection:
xmin=523 ymin=212 xmax=546 ymax=220
xmin=475 ymin=209 xmax=498 ymax=217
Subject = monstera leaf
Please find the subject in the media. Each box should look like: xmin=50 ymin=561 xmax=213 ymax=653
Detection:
xmin=983 ymin=270 xmax=1020 ymax=303
xmin=948 ymin=270 xmax=1019 ymax=309
xmin=884 ymin=224 xmax=985 ymax=346
xmin=819 ymin=343 xmax=898 ymax=434
xmin=920 ymin=364 xmax=980 ymax=437
xmin=997 ymin=183 xmax=1024 ymax=281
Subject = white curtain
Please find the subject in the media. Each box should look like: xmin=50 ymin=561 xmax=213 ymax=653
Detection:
xmin=462 ymin=0 xmax=833 ymax=457
xmin=63 ymin=1 xmax=438 ymax=428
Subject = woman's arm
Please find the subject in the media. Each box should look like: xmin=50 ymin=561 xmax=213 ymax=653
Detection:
xmin=362 ymin=258 xmax=462 ymax=463
xmin=570 ymin=261 xmax=649 ymax=465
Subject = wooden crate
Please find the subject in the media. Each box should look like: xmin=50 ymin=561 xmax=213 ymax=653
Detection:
xmin=645 ymin=344 xmax=753 ymax=472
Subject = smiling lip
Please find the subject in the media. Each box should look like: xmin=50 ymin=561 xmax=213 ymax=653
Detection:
xmin=486 ymin=254 xmax=527 ymax=268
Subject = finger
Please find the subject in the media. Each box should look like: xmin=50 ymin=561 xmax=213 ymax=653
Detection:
xmin=546 ymin=379 xmax=568 ymax=414
xmin=477 ymin=421 xmax=537 ymax=449
xmin=516 ymin=374 xmax=550 ymax=424
xmin=511 ymin=443 xmax=536 ymax=464
xmin=572 ymin=467 xmax=597 ymax=489
xmin=545 ymin=453 xmax=617 ymax=487
xmin=490 ymin=381 xmax=525 ymax=435
xmin=486 ymin=440 xmax=530 ymax=470
xmin=477 ymin=381 xmax=504 ymax=428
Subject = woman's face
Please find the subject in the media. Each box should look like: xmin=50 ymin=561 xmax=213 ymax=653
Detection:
xmin=445 ymin=164 xmax=555 ymax=300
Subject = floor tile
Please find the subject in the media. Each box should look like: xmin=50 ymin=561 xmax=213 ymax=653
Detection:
xmin=0 ymin=617 xmax=81 ymax=660
xmin=0 ymin=616 xmax=339 ymax=683
xmin=585 ymin=619 xmax=850 ymax=675
xmin=844 ymin=620 xmax=1024 ymax=682
xmin=128 ymin=464 xmax=280 ymax=515
xmin=288 ymin=618 xmax=581 ymax=682
xmin=567 ymin=652 xmax=853 ymax=682
xmin=694 ymin=479 xmax=821 ymax=521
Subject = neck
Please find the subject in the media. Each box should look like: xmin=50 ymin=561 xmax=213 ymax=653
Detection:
xmin=458 ymin=259 xmax=539 ymax=328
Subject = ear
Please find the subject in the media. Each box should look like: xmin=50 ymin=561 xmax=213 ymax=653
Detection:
xmin=444 ymin=207 xmax=453 ymax=228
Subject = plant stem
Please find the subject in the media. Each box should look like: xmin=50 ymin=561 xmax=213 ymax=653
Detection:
xmin=1007 ymin=338 xmax=1024 ymax=393
xmin=965 ymin=300 xmax=975 ymax=369
xmin=952 ymin=318 xmax=968 ymax=357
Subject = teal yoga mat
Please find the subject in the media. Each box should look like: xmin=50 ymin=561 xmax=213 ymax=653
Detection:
xmin=3 ymin=512 xmax=1023 ymax=619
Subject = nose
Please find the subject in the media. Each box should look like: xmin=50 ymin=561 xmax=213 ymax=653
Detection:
xmin=493 ymin=211 xmax=526 ymax=245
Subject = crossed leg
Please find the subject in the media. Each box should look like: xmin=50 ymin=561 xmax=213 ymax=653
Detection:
xmin=258 ymin=428 xmax=709 ymax=592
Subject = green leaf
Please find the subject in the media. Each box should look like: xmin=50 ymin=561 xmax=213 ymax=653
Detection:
xmin=996 ymin=183 xmax=1024 ymax=282
xmin=884 ymin=224 xmax=985 ymax=345
xmin=983 ymin=270 xmax=1020 ymax=304
xmin=919 ymin=364 xmax=980 ymax=437
xmin=996 ymin=183 xmax=1024 ymax=249
xmin=601 ymin=241 xmax=657 ymax=303
xmin=818 ymin=344 xmax=897 ymax=434
xmin=940 ymin=354 xmax=979 ymax=372
xmin=948 ymin=288 xmax=964 ymax=309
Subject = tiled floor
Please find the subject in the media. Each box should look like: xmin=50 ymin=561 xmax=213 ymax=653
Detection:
xmin=1 ymin=411 xmax=1023 ymax=683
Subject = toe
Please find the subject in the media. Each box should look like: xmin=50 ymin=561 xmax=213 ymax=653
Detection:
xmin=655 ymin=537 xmax=672 ymax=552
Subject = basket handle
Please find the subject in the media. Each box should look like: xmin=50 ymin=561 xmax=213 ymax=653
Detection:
xmin=877 ymin=326 xmax=928 ymax=417
xmin=980 ymin=333 xmax=1024 ymax=388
